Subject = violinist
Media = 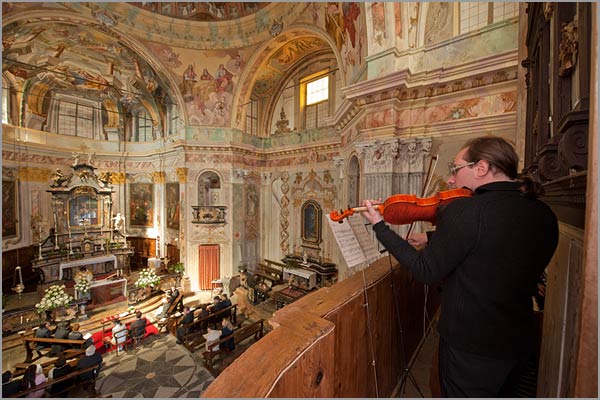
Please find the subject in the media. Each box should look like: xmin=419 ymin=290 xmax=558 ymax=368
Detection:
xmin=361 ymin=136 xmax=558 ymax=397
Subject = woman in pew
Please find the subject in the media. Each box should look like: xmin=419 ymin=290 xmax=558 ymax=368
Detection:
xmin=2 ymin=370 xmax=22 ymax=397
xmin=20 ymin=364 xmax=46 ymax=398
xmin=48 ymin=356 xmax=73 ymax=396
xmin=220 ymin=318 xmax=235 ymax=352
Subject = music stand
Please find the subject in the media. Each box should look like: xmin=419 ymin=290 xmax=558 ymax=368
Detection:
xmin=386 ymin=254 xmax=425 ymax=397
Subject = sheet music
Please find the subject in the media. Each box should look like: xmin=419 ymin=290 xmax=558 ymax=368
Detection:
xmin=326 ymin=215 xmax=366 ymax=268
xmin=347 ymin=214 xmax=381 ymax=262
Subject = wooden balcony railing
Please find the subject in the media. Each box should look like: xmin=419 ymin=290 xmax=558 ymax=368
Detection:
xmin=203 ymin=256 xmax=440 ymax=398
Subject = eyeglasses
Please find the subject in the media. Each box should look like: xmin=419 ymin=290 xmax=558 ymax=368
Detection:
xmin=448 ymin=161 xmax=475 ymax=176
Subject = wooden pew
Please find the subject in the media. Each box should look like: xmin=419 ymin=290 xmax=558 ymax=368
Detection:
xmin=156 ymin=291 xmax=185 ymax=332
xmin=12 ymin=349 xmax=86 ymax=377
xmin=202 ymin=319 xmax=265 ymax=369
xmin=181 ymin=304 xmax=238 ymax=352
xmin=20 ymin=337 xmax=86 ymax=363
xmin=8 ymin=364 xmax=98 ymax=398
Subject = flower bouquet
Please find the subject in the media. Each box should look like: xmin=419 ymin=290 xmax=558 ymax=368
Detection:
xmin=135 ymin=268 xmax=161 ymax=289
xmin=35 ymin=285 xmax=73 ymax=314
xmin=74 ymin=276 xmax=92 ymax=297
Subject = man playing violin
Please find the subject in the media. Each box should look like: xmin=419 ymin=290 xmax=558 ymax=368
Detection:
xmin=361 ymin=136 xmax=558 ymax=397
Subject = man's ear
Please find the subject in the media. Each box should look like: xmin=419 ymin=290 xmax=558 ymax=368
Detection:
xmin=475 ymin=160 xmax=491 ymax=177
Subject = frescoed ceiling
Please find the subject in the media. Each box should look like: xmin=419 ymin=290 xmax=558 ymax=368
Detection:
xmin=2 ymin=17 xmax=177 ymax=127
xmin=130 ymin=2 xmax=270 ymax=22
xmin=252 ymin=36 xmax=330 ymax=97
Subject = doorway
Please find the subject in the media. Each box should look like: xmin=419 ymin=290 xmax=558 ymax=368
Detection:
xmin=198 ymin=244 xmax=220 ymax=290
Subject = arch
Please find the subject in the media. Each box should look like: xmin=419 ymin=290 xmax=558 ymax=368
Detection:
xmin=347 ymin=154 xmax=361 ymax=208
xmin=196 ymin=170 xmax=223 ymax=207
xmin=230 ymin=24 xmax=346 ymax=133
xmin=2 ymin=12 xmax=187 ymax=134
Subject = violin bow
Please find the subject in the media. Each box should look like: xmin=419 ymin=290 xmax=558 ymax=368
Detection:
xmin=405 ymin=154 xmax=439 ymax=240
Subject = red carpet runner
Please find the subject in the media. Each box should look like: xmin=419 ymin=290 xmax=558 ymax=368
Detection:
xmin=91 ymin=322 xmax=159 ymax=354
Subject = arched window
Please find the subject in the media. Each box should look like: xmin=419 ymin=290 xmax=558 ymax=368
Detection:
xmin=48 ymin=93 xmax=102 ymax=138
xmin=245 ymin=97 xmax=258 ymax=135
xmin=459 ymin=2 xmax=518 ymax=34
xmin=301 ymin=71 xmax=331 ymax=130
xmin=135 ymin=109 xmax=154 ymax=142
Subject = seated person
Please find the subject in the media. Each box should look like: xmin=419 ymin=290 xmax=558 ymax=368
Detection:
xmin=76 ymin=345 xmax=103 ymax=381
xmin=203 ymin=327 xmax=220 ymax=352
xmin=220 ymin=293 xmax=232 ymax=318
xmin=197 ymin=305 xmax=209 ymax=331
xmin=48 ymin=356 xmax=74 ymax=395
xmin=175 ymin=307 xmax=194 ymax=345
xmin=51 ymin=321 xmax=71 ymax=356
xmin=19 ymin=364 xmax=46 ymax=398
xmin=129 ymin=311 xmax=147 ymax=340
xmin=155 ymin=298 xmax=169 ymax=320
xmin=220 ymin=293 xmax=232 ymax=308
xmin=109 ymin=319 xmax=128 ymax=351
xmin=166 ymin=285 xmax=181 ymax=311
xmin=208 ymin=296 xmax=226 ymax=325
xmin=67 ymin=323 xmax=83 ymax=341
xmin=34 ymin=322 xmax=51 ymax=352
xmin=2 ymin=370 xmax=22 ymax=397
xmin=220 ymin=318 xmax=235 ymax=352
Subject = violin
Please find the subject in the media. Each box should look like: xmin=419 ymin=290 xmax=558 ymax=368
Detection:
xmin=330 ymin=187 xmax=473 ymax=225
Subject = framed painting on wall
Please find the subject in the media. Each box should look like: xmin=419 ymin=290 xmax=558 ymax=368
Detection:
xmin=166 ymin=182 xmax=180 ymax=230
xmin=2 ymin=179 xmax=17 ymax=237
xmin=68 ymin=194 xmax=100 ymax=227
xmin=129 ymin=182 xmax=154 ymax=227
xmin=301 ymin=199 xmax=322 ymax=245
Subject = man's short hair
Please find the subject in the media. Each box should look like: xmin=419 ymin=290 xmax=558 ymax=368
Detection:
xmin=214 ymin=296 xmax=221 ymax=301
xmin=2 ymin=371 xmax=12 ymax=383
xmin=136 ymin=311 xmax=142 ymax=319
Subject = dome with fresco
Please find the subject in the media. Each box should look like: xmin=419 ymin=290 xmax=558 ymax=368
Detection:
xmin=129 ymin=2 xmax=270 ymax=21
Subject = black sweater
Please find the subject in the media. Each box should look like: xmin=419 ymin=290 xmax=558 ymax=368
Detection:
xmin=373 ymin=181 xmax=558 ymax=359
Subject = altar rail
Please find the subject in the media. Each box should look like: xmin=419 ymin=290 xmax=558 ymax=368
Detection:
xmin=202 ymin=257 xmax=441 ymax=398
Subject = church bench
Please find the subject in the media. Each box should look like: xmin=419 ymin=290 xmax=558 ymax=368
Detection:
xmin=12 ymin=349 xmax=86 ymax=376
xmin=155 ymin=291 xmax=185 ymax=332
xmin=20 ymin=336 xmax=86 ymax=363
xmin=8 ymin=364 xmax=98 ymax=398
xmin=181 ymin=304 xmax=238 ymax=351
xmin=201 ymin=319 xmax=264 ymax=369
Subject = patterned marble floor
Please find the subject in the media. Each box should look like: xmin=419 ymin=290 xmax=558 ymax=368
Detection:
xmin=89 ymin=333 xmax=214 ymax=398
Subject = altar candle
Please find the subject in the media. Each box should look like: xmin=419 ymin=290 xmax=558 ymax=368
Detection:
xmin=20 ymin=316 xmax=23 ymax=324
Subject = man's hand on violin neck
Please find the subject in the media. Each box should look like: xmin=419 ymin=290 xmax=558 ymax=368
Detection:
xmin=361 ymin=199 xmax=383 ymax=225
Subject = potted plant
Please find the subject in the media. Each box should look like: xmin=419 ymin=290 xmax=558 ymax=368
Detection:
xmin=135 ymin=268 xmax=161 ymax=297
xmin=168 ymin=262 xmax=185 ymax=286
xmin=168 ymin=262 xmax=185 ymax=274
xmin=35 ymin=285 xmax=74 ymax=321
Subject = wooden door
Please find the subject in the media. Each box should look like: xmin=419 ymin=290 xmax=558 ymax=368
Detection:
xmin=198 ymin=244 xmax=220 ymax=290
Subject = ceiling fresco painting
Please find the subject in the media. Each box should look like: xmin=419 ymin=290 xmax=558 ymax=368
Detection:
xmin=2 ymin=2 xmax=369 ymax=131
xmin=130 ymin=2 xmax=270 ymax=22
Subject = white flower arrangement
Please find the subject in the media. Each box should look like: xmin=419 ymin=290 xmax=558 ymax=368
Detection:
xmin=35 ymin=285 xmax=73 ymax=313
xmin=74 ymin=276 xmax=92 ymax=295
xmin=135 ymin=268 xmax=161 ymax=289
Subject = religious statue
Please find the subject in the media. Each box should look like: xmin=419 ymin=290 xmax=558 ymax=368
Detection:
xmin=50 ymin=169 xmax=68 ymax=187
xmin=112 ymin=212 xmax=125 ymax=232
xmin=72 ymin=152 xmax=80 ymax=166
xmin=86 ymin=152 xmax=96 ymax=166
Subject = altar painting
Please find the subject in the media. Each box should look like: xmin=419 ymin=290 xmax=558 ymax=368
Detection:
xmin=69 ymin=195 xmax=99 ymax=227
xmin=129 ymin=183 xmax=154 ymax=227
